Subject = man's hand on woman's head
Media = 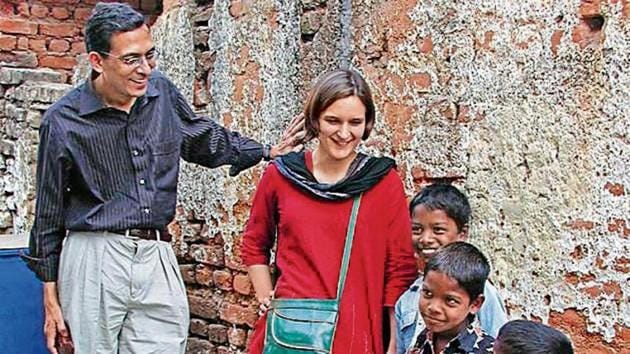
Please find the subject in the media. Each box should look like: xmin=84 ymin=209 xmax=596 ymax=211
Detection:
xmin=270 ymin=113 xmax=306 ymax=159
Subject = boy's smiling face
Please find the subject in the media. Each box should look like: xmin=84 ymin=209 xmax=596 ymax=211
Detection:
xmin=419 ymin=270 xmax=484 ymax=339
xmin=411 ymin=205 xmax=467 ymax=260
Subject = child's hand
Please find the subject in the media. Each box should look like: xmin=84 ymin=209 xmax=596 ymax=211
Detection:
xmin=257 ymin=290 xmax=274 ymax=316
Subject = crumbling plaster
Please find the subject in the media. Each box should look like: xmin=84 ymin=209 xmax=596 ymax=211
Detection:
xmin=138 ymin=0 xmax=630 ymax=344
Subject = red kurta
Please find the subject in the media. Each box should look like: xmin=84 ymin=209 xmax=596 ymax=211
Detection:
xmin=241 ymin=152 xmax=417 ymax=354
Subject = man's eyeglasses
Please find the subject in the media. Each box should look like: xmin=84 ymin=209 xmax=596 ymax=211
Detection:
xmin=99 ymin=49 xmax=159 ymax=68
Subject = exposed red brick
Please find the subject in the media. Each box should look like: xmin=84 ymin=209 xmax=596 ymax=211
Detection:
xmin=582 ymin=285 xmax=601 ymax=298
xmin=179 ymin=264 xmax=195 ymax=284
xmin=70 ymin=41 xmax=85 ymax=55
xmin=565 ymin=220 xmax=595 ymax=230
xmin=551 ymin=30 xmax=563 ymax=56
xmin=601 ymin=281 xmax=622 ymax=299
xmin=207 ymin=324 xmax=228 ymax=344
xmin=570 ymin=245 xmax=585 ymax=260
xmin=16 ymin=2 xmax=29 ymax=17
xmin=194 ymin=264 xmax=212 ymax=286
xmin=227 ymin=328 xmax=247 ymax=347
xmin=49 ymin=39 xmax=70 ymax=53
xmin=193 ymin=79 xmax=209 ymax=106
xmin=39 ymin=55 xmax=77 ymax=69
xmin=51 ymin=7 xmax=70 ymax=20
xmin=74 ymin=7 xmax=93 ymax=23
xmin=229 ymin=0 xmax=247 ymax=18
xmin=383 ymin=102 xmax=414 ymax=147
xmin=408 ymin=72 xmax=432 ymax=90
xmin=30 ymin=4 xmax=49 ymax=18
xmin=40 ymin=0 xmax=80 ymax=4
xmin=418 ymin=36 xmax=433 ymax=54
xmin=39 ymin=23 xmax=77 ymax=38
xmin=266 ymin=10 xmax=278 ymax=29
xmin=219 ymin=302 xmax=258 ymax=327
xmin=189 ymin=294 xmax=219 ymax=320
xmin=457 ymin=105 xmax=471 ymax=123
xmin=0 ymin=35 xmax=17 ymax=51
xmin=0 ymin=1 xmax=14 ymax=16
xmin=579 ymin=0 xmax=603 ymax=17
xmin=0 ymin=51 xmax=38 ymax=68
xmin=0 ymin=19 xmax=38 ymax=35
xmin=607 ymin=218 xmax=629 ymax=236
xmin=564 ymin=272 xmax=579 ymax=285
xmin=612 ymin=256 xmax=629 ymax=273
xmin=213 ymin=270 xmax=233 ymax=290
xmin=604 ymin=182 xmax=625 ymax=196
xmin=16 ymin=36 xmax=28 ymax=50
xmin=189 ymin=318 xmax=208 ymax=336
xmin=595 ymin=255 xmax=606 ymax=270
xmin=29 ymin=38 xmax=46 ymax=52
xmin=571 ymin=20 xmax=603 ymax=50
xmin=233 ymin=273 xmax=252 ymax=295
xmin=549 ymin=309 xmax=627 ymax=353
xmin=476 ymin=31 xmax=495 ymax=51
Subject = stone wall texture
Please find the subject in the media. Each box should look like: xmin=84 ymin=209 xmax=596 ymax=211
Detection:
xmin=1 ymin=0 xmax=628 ymax=353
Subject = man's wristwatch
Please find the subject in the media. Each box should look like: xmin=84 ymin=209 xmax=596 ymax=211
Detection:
xmin=262 ymin=144 xmax=272 ymax=161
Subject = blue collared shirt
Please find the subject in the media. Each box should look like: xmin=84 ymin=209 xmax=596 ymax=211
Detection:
xmin=395 ymin=276 xmax=508 ymax=354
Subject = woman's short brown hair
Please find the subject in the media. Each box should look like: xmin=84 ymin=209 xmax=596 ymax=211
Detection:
xmin=303 ymin=69 xmax=376 ymax=142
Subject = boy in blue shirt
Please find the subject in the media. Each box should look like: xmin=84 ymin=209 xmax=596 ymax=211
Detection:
xmin=408 ymin=242 xmax=495 ymax=353
xmin=395 ymin=184 xmax=507 ymax=353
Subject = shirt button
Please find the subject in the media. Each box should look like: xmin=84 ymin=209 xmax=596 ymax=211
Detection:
xmin=132 ymin=149 xmax=140 ymax=156
xmin=143 ymin=207 xmax=150 ymax=214
xmin=139 ymin=178 xmax=146 ymax=185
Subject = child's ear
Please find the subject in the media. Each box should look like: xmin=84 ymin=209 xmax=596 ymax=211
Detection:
xmin=458 ymin=224 xmax=469 ymax=241
xmin=469 ymin=294 xmax=485 ymax=315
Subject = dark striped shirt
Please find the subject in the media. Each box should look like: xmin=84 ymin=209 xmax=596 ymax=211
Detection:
xmin=26 ymin=71 xmax=264 ymax=281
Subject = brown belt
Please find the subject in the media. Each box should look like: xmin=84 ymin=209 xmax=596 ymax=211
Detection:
xmin=113 ymin=229 xmax=172 ymax=242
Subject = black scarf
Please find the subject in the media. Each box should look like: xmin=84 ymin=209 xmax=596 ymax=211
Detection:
xmin=273 ymin=151 xmax=396 ymax=200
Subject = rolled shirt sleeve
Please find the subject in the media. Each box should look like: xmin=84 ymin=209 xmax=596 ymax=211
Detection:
xmin=25 ymin=118 xmax=71 ymax=282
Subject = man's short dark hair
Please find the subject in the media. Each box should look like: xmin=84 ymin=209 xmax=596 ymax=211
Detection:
xmin=85 ymin=2 xmax=146 ymax=54
xmin=423 ymin=242 xmax=489 ymax=300
xmin=409 ymin=183 xmax=471 ymax=231
xmin=495 ymin=320 xmax=574 ymax=354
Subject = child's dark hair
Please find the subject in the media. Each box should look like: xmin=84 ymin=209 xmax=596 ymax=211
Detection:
xmin=409 ymin=183 xmax=471 ymax=231
xmin=495 ymin=320 xmax=574 ymax=354
xmin=423 ymin=242 xmax=489 ymax=300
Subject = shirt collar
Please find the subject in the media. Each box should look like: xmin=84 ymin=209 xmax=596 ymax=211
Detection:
xmin=413 ymin=321 xmax=479 ymax=354
xmin=78 ymin=72 xmax=160 ymax=116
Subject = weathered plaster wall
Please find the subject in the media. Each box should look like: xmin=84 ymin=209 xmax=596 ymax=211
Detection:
xmin=1 ymin=0 xmax=627 ymax=353
xmin=156 ymin=1 xmax=628 ymax=353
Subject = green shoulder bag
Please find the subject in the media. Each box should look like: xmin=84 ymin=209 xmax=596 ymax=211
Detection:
xmin=263 ymin=195 xmax=362 ymax=354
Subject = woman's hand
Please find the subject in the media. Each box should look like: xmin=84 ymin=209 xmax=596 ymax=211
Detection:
xmin=257 ymin=290 xmax=274 ymax=316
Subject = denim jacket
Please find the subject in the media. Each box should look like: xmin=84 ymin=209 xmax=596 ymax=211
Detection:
xmin=394 ymin=276 xmax=507 ymax=354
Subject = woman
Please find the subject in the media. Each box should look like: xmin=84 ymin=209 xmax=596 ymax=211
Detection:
xmin=241 ymin=69 xmax=416 ymax=353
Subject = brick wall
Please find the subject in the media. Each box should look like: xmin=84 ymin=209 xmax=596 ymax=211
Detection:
xmin=0 ymin=0 xmax=161 ymax=83
xmin=1 ymin=0 xmax=628 ymax=353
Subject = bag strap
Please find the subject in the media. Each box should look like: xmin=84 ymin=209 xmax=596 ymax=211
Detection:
xmin=335 ymin=194 xmax=362 ymax=301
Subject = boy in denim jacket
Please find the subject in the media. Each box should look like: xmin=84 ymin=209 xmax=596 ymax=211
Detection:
xmin=395 ymin=184 xmax=507 ymax=353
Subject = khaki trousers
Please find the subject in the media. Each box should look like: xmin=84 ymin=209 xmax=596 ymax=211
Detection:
xmin=58 ymin=231 xmax=189 ymax=354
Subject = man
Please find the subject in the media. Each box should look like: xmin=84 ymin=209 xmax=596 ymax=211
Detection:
xmin=23 ymin=3 xmax=303 ymax=353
